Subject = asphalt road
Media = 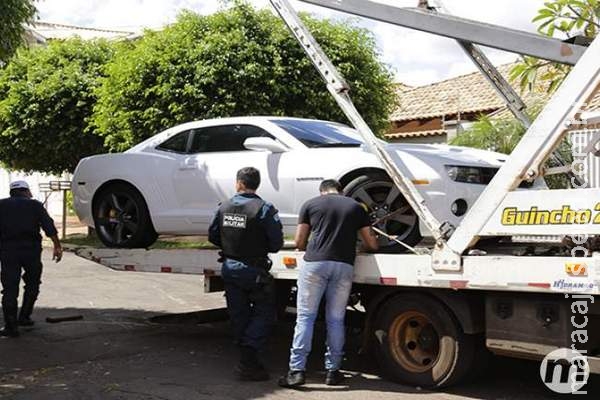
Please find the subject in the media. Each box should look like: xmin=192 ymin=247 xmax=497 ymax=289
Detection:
xmin=0 ymin=250 xmax=597 ymax=399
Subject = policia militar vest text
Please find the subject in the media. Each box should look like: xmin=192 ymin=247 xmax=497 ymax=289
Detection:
xmin=219 ymin=197 xmax=271 ymax=267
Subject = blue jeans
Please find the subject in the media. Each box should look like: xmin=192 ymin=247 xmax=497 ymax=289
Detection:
xmin=289 ymin=260 xmax=354 ymax=371
xmin=221 ymin=259 xmax=276 ymax=351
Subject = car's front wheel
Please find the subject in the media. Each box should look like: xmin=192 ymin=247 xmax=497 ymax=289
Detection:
xmin=344 ymin=172 xmax=421 ymax=253
xmin=93 ymin=183 xmax=157 ymax=248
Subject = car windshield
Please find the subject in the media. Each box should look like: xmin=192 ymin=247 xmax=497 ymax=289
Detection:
xmin=271 ymin=119 xmax=363 ymax=148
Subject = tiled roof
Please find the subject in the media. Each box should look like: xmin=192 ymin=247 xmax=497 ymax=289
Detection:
xmin=390 ymin=63 xmax=551 ymax=122
xmin=395 ymin=82 xmax=414 ymax=93
xmin=386 ymin=129 xmax=446 ymax=139
xmin=26 ymin=21 xmax=137 ymax=42
xmin=389 ymin=60 xmax=600 ymax=142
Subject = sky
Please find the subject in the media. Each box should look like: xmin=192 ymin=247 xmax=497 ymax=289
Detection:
xmin=36 ymin=0 xmax=547 ymax=87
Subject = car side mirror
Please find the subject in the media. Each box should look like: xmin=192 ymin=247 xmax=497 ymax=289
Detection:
xmin=243 ymin=137 xmax=287 ymax=153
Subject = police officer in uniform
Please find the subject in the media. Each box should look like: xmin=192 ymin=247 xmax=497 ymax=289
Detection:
xmin=208 ymin=167 xmax=284 ymax=381
xmin=0 ymin=181 xmax=63 ymax=338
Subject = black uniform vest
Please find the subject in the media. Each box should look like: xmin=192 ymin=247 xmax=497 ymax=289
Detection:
xmin=219 ymin=197 xmax=269 ymax=260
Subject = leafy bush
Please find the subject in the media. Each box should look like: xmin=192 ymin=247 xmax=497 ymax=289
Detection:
xmin=0 ymin=39 xmax=114 ymax=173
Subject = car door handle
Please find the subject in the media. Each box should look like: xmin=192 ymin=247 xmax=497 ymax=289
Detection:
xmin=179 ymin=157 xmax=198 ymax=170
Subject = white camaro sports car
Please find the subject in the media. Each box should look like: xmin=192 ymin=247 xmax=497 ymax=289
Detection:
xmin=72 ymin=116 xmax=540 ymax=251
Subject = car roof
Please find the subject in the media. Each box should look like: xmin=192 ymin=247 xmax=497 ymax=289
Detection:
xmin=162 ymin=116 xmax=348 ymax=136
xmin=184 ymin=116 xmax=339 ymax=125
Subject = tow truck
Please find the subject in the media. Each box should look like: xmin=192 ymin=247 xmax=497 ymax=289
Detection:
xmin=73 ymin=0 xmax=600 ymax=389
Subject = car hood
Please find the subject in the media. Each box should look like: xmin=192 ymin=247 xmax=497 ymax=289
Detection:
xmin=384 ymin=143 xmax=507 ymax=167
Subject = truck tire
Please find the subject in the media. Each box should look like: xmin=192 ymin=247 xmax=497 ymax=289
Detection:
xmin=93 ymin=182 xmax=157 ymax=248
xmin=372 ymin=294 xmax=477 ymax=388
xmin=343 ymin=172 xmax=421 ymax=253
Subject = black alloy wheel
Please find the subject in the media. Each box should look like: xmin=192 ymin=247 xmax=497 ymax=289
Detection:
xmin=344 ymin=172 xmax=422 ymax=252
xmin=93 ymin=183 xmax=157 ymax=248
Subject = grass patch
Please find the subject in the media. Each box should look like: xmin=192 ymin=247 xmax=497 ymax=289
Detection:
xmin=59 ymin=234 xmax=215 ymax=250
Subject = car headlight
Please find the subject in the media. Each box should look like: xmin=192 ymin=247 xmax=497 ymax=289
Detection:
xmin=445 ymin=165 xmax=496 ymax=184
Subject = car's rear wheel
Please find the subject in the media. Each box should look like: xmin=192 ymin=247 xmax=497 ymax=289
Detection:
xmin=344 ymin=172 xmax=421 ymax=253
xmin=93 ymin=183 xmax=157 ymax=248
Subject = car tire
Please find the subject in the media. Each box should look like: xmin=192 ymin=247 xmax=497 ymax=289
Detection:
xmin=372 ymin=294 xmax=478 ymax=388
xmin=343 ymin=172 xmax=421 ymax=253
xmin=93 ymin=183 xmax=158 ymax=248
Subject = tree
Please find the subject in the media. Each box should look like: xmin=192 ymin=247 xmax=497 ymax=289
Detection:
xmin=511 ymin=0 xmax=599 ymax=93
xmin=450 ymin=104 xmax=572 ymax=188
xmin=0 ymin=0 xmax=37 ymax=63
xmin=451 ymin=101 xmax=546 ymax=153
xmin=0 ymin=39 xmax=114 ymax=173
xmin=450 ymin=114 xmax=527 ymax=155
xmin=93 ymin=3 xmax=395 ymax=151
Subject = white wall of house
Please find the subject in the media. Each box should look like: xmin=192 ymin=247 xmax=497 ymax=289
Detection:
xmin=0 ymin=169 xmax=69 ymax=218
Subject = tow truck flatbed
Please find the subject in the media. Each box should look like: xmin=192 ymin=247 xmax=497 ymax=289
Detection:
xmin=74 ymin=246 xmax=600 ymax=296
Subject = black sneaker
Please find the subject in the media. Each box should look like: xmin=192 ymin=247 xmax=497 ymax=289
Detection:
xmin=18 ymin=318 xmax=34 ymax=327
xmin=325 ymin=370 xmax=345 ymax=386
xmin=278 ymin=370 xmax=305 ymax=388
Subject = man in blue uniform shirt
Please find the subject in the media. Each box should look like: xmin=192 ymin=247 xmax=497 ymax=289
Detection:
xmin=0 ymin=181 xmax=63 ymax=338
xmin=209 ymin=167 xmax=284 ymax=381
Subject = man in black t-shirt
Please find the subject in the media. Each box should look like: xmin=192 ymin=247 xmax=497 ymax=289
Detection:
xmin=279 ymin=179 xmax=378 ymax=388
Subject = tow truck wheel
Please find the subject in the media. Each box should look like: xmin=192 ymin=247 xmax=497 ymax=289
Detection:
xmin=372 ymin=294 xmax=477 ymax=388
xmin=343 ymin=172 xmax=421 ymax=253
xmin=93 ymin=183 xmax=157 ymax=248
